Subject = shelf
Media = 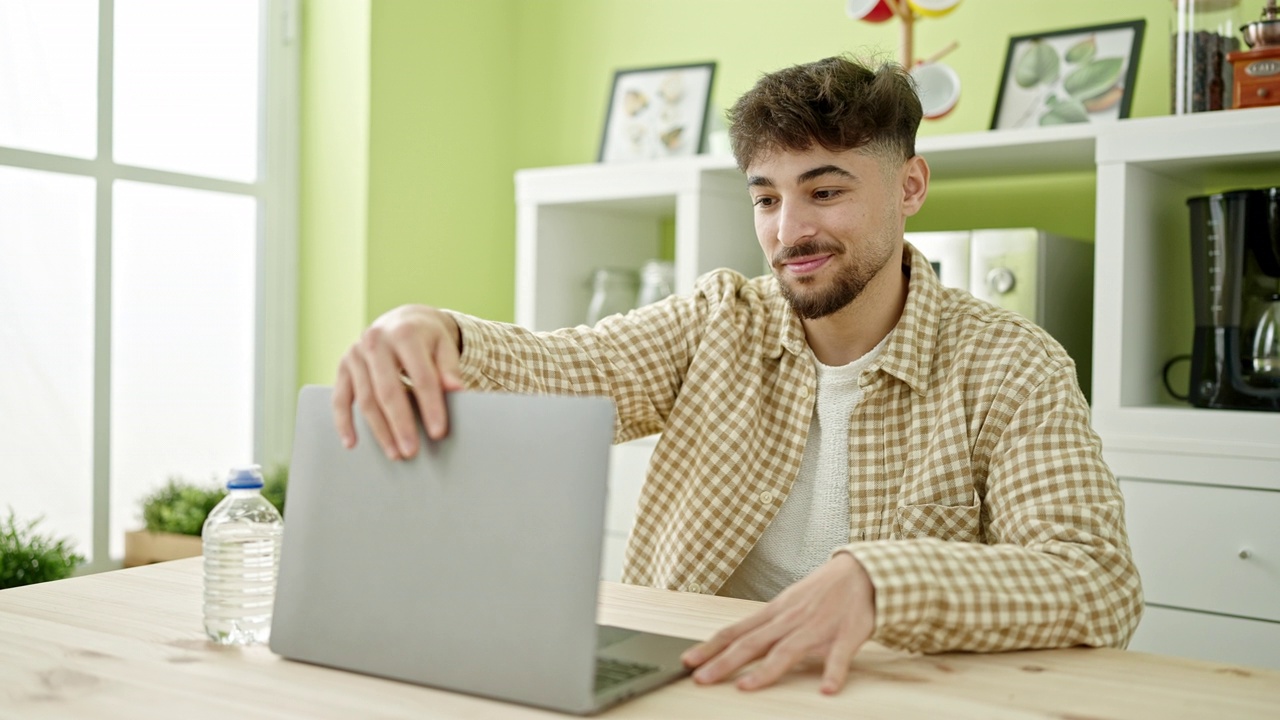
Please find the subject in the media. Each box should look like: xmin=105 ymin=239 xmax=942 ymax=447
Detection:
xmin=1096 ymin=404 xmax=1280 ymax=463
xmin=1097 ymin=106 xmax=1280 ymax=169
xmin=918 ymin=122 xmax=1098 ymax=178
xmin=515 ymin=155 xmax=742 ymax=207
xmin=518 ymin=107 xmax=1280 ymax=208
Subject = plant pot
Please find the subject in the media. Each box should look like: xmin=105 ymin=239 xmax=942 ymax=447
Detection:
xmin=123 ymin=530 xmax=203 ymax=568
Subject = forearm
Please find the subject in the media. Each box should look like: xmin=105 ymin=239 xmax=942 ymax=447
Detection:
xmin=841 ymin=529 xmax=1141 ymax=654
xmin=445 ymin=302 xmax=694 ymax=442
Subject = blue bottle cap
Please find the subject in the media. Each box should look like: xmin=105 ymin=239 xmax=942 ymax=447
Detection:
xmin=225 ymin=465 xmax=264 ymax=489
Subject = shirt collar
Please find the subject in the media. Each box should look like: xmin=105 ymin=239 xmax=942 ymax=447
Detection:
xmin=768 ymin=241 xmax=939 ymax=396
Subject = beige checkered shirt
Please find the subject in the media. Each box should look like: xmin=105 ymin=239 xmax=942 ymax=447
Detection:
xmin=450 ymin=243 xmax=1143 ymax=654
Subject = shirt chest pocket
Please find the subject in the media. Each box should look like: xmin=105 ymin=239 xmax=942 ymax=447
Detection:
xmin=892 ymin=501 xmax=984 ymax=543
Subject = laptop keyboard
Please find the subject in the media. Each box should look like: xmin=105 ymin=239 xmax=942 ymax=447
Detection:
xmin=594 ymin=657 xmax=660 ymax=693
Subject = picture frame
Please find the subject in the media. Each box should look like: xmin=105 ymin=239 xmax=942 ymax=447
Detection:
xmin=598 ymin=62 xmax=716 ymax=163
xmin=991 ymin=20 xmax=1145 ymax=130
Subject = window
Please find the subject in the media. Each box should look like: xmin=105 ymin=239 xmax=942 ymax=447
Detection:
xmin=0 ymin=0 xmax=297 ymax=568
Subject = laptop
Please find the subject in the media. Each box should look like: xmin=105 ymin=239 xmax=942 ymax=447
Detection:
xmin=270 ymin=386 xmax=697 ymax=715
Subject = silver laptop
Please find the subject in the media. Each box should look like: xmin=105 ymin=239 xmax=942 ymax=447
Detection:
xmin=270 ymin=386 xmax=696 ymax=715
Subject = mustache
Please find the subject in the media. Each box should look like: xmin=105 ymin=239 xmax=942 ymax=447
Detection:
xmin=772 ymin=241 xmax=844 ymax=266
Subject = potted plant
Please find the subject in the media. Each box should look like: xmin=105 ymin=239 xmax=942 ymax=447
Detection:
xmin=1 ymin=508 xmax=86 ymax=588
xmin=123 ymin=466 xmax=288 ymax=567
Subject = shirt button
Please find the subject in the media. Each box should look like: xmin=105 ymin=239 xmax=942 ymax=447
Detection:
xmin=759 ymin=491 xmax=775 ymax=504
xmin=686 ymin=583 xmax=701 ymax=594
xmin=800 ymin=386 xmax=811 ymax=399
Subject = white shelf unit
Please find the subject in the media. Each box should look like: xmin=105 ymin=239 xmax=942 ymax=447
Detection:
xmin=514 ymin=108 xmax=1280 ymax=667
xmin=1088 ymin=108 xmax=1280 ymax=670
xmin=1092 ymin=109 xmax=1280 ymax=484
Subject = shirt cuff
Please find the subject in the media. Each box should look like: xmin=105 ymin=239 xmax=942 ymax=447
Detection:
xmin=831 ymin=540 xmax=937 ymax=653
xmin=442 ymin=310 xmax=504 ymax=390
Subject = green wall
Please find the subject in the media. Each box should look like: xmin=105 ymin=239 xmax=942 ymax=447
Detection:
xmin=366 ymin=0 xmax=518 ymax=321
xmin=299 ymin=0 xmax=1179 ymax=387
xmin=298 ymin=0 xmax=370 ymax=388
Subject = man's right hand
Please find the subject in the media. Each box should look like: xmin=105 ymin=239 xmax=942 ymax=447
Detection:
xmin=334 ymin=304 xmax=463 ymax=459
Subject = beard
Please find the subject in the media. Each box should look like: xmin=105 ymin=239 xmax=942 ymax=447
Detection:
xmin=772 ymin=237 xmax=896 ymax=320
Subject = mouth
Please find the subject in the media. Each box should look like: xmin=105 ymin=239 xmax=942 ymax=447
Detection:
xmin=778 ymin=254 xmax=833 ymax=275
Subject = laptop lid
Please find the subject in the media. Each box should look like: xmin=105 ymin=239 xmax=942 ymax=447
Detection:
xmin=271 ymin=386 xmax=615 ymax=713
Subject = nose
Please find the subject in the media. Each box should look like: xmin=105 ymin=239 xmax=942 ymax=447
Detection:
xmin=776 ymin=201 xmax=816 ymax=248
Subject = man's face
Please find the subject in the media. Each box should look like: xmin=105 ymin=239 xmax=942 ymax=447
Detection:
xmin=746 ymin=145 xmax=918 ymax=320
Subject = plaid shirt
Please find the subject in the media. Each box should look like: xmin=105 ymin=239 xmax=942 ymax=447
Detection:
xmin=450 ymin=243 xmax=1143 ymax=654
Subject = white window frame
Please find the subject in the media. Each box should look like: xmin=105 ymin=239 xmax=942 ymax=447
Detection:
xmin=0 ymin=0 xmax=299 ymax=571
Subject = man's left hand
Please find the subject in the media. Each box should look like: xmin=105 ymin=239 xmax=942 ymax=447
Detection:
xmin=679 ymin=551 xmax=876 ymax=695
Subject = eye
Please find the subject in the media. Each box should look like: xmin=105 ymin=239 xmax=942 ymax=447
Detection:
xmin=813 ymin=188 xmax=843 ymax=200
xmin=752 ymin=196 xmax=777 ymax=208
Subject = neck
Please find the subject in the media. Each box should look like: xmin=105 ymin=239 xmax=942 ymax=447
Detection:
xmin=802 ymin=247 xmax=908 ymax=366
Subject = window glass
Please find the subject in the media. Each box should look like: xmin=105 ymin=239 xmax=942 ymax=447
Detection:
xmin=0 ymin=166 xmax=96 ymax=560
xmin=0 ymin=0 xmax=99 ymax=158
xmin=110 ymin=180 xmax=256 ymax=556
xmin=113 ymin=0 xmax=260 ymax=181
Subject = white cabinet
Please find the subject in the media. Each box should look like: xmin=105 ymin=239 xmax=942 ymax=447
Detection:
xmin=513 ymin=108 xmax=1280 ymax=661
xmin=1088 ymin=108 xmax=1280 ymax=669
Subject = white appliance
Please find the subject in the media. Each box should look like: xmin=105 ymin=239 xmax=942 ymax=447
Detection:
xmin=906 ymin=228 xmax=1094 ymax=399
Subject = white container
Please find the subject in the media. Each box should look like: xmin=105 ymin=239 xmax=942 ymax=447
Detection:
xmin=636 ymin=260 xmax=675 ymax=307
xmin=585 ymin=268 xmax=639 ymax=325
xmin=202 ymin=465 xmax=284 ymax=645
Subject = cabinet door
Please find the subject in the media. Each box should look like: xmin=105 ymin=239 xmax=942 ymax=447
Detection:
xmin=1121 ymin=479 xmax=1280 ymax=623
xmin=1129 ymin=605 xmax=1280 ymax=670
xmin=600 ymin=437 xmax=657 ymax=580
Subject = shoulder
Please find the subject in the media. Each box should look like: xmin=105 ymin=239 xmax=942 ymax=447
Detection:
xmin=686 ymin=268 xmax=795 ymax=354
xmin=693 ymin=268 xmax=776 ymax=300
xmin=934 ymin=286 xmax=1074 ymax=386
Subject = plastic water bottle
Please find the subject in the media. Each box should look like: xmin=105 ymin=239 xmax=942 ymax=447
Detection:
xmin=202 ymin=465 xmax=284 ymax=645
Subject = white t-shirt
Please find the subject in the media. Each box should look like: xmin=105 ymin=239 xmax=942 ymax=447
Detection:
xmin=721 ymin=338 xmax=887 ymax=602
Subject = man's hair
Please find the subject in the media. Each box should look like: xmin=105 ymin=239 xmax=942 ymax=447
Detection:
xmin=728 ymin=55 xmax=922 ymax=172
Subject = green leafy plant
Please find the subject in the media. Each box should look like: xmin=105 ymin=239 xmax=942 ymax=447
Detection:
xmin=261 ymin=464 xmax=288 ymax=518
xmin=140 ymin=477 xmax=226 ymax=536
xmin=139 ymin=466 xmax=289 ymax=536
xmin=0 ymin=509 xmax=86 ymax=589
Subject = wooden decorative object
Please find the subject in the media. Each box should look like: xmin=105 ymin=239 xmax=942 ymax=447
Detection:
xmin=1228 ymin=46 xmax=1280 ymax=109
xmin=123 ymin=530 xmax=203 ymax=568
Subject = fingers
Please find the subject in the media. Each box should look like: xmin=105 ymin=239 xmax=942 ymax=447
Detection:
xmin=336 ymin=306 xmax=465 ymax=457
xmin=687 ymin=553 xmax=876 ymax=694
xmin=687 ymin=611 xmax=784 ymax=686
xmin=401 ymin=342 xmax=448 ymax=442
xmin=682 ymin=604 xmax=774 ymax=669
xmin=819 ymin=630 xmax=863 ymax=695
xmin=737 ymin=633 xmax=815 ymax=691
xmin=333 ymin=359 xmax=358 ymax=448
xmin=346 ymin=347 xmax=403 ymax=460
xmin=363 ymin=326 xmax=424 ymax=458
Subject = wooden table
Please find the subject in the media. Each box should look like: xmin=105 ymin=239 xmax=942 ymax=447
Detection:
xmin=2 ymin=558 xmax=1278 ymax=719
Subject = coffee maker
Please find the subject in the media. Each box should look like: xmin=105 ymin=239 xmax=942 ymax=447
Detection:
xmin=1187 ymin=187 xmax=1280 ymax=411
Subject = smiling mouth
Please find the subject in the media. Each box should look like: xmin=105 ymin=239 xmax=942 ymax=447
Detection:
xmin=779 ymin=255 xmax=832 ymax=275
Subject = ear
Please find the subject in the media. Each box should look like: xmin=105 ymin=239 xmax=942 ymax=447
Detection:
xmin=900 ymin=155 xmax=929 ymax=217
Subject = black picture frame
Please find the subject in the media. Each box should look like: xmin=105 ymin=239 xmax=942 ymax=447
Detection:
xmin=597 ymin=62 xmax=716 ymax=163
xmin=991 ymin=20 xmax=1145 ymax=130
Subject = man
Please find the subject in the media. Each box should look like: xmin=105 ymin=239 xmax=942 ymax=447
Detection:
xmin=333 ymin=55 xmax=1143 ymax=695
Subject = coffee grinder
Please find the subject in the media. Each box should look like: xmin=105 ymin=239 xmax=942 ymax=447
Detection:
xmin=1227 ymin=0 xmax=1280 ymax=109
xmin=1187 ymin=187 xmax=1280 ymax=410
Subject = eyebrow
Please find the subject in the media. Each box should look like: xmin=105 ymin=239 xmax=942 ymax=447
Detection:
xmin=746 ymin=164 xmax=858 ymax=188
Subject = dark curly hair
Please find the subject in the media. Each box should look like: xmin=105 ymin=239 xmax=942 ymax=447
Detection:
xmin=728 ymin=55 xmax=921 ymax=172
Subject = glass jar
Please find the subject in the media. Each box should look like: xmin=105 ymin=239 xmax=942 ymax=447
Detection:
xmin=636 ymin=260 xmax=675 ymax=308
xmin=1252 ymin=292 xmax=1280 ymax=380
xmin=1172 ymin=0 xmax=1249 ymax=113
xmin=585 ymin=267 xmax=639 ymax=325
